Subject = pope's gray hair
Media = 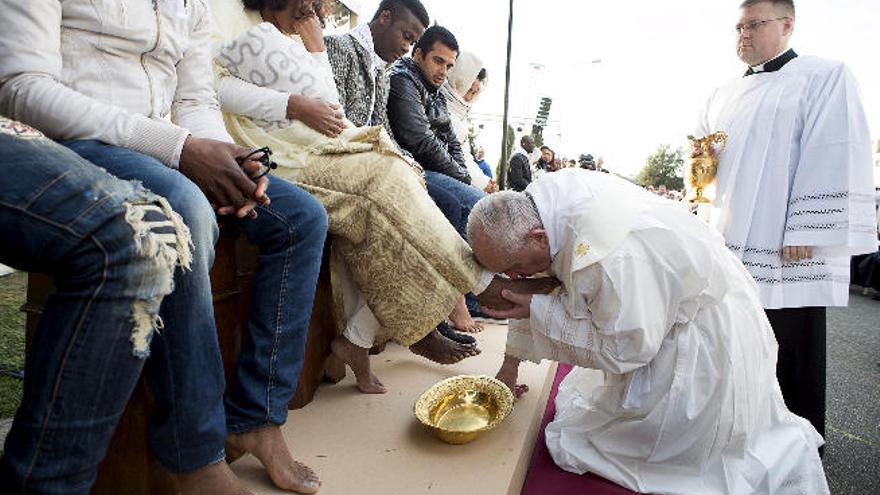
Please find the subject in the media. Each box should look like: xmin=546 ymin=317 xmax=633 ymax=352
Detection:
xmin=467 ymin=191 xmax=543 ymax=252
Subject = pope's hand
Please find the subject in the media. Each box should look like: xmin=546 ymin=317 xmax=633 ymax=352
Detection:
xmin=782 ymin=245 xmax=814 ymax=262
xmin=481 ymin=289 xmax=532 ymax=320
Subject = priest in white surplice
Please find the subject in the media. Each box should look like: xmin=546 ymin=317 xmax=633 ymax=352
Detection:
xmin=467 ymin=170 xmax=829 ymax=495
xmin=694 ymin=0 xmax=877 ymax=441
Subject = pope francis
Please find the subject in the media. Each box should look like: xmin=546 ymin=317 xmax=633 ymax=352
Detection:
xmin=467 ymin=169 xmax=828 ymax=495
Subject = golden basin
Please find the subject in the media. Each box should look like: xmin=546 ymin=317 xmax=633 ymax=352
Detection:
xmin=414 ymin=375 xmax=514 ymax=444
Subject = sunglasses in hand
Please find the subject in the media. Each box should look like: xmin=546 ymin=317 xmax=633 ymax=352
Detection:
xmin=236 ymin=146 xmax=279 ymax=180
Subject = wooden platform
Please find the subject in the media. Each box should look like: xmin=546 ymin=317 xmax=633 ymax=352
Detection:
xmin=232 ymin=322 xmax=557 ymax=495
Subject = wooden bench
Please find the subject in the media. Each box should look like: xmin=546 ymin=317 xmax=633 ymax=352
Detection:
xmin=21 ymin=225 xmax=344 ymax=494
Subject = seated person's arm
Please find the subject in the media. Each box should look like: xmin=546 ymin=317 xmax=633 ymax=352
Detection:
xmin=444 ymin=119 xmax=469 ymax=178
xmin=0 ymin=0 xmax=189 ymax=167
xmin=323 ymin=35 xmax=351 ymax=110
xmin=216 ymin=74 xmax=291 ymax=124
xmin=387 ymin=74 xmax=471 ymax=183
xmin=373 ymin=78 xmax=418 ymax=163
xmin=173 ymin=2 xmax=236 ymax=144
xmin=215 ymin=15 xmax=344 ymax=137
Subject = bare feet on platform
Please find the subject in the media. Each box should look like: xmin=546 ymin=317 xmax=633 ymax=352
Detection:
xmin=410 ymin=327 xmax=481 ymax=364
xmin=330 ymin=335 xmax=387 ymax=394
xmin=479 ymin=276 xmax=561 ymax=311
xmin=448 ymin=296 xmax=484 ymax=333
xmin=226 ymin=425 xmax=321 ymax=494
xmin=496 ymin=355 xmax=529 ymax=399
xmin=173 ymin=460 xmax=253 ymax=495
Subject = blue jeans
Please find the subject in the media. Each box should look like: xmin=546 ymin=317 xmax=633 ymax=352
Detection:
xmin=62 ymin=141 xmax=327 ymax=473
xmin=424 ymin=171 xmax=485 ymax=239
xmin=0 ymin=131 xmax=184 ymax=494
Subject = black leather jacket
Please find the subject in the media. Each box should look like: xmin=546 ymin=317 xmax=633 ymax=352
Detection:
xmin=387 ymin=57 xmax=470 ymax=184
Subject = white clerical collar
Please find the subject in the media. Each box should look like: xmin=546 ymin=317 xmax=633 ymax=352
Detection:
xmin=350 ymin=24 xmax=387 ymax=72
xmin=749 ymin=48 xmax=790 ymax=73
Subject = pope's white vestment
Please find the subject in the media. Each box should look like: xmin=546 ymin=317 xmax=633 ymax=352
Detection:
xmin=695 ymin=55 xmax=877 ymax=309
xmin=506 ymin=170 xmax=829 ymax=494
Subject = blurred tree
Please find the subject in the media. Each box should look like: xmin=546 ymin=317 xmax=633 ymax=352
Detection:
xmin=325 ymin=0 xmax=353 ymax=29
xmin=637 ymin=144 xmax=685 ymax=190
xmin=466 ymin=121 xmax=478 ymax=157
xmin=531 ymin=126 xmax=544 ymax=148
xmin=497 ymin=123 xmax=516 ymax=189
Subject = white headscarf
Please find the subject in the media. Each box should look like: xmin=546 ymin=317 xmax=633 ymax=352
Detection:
xmin=441 ymin=51 xmax=485 ymax=122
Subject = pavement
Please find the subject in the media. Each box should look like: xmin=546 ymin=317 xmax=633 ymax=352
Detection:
xmin=824 ymin=288 xmax=880 ymax=494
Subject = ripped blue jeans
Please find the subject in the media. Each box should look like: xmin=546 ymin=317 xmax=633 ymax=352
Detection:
xmin=61 ymin=140 xmax=327 ymax=474
xmin=0 ymin=125 xmax=188 ymax=494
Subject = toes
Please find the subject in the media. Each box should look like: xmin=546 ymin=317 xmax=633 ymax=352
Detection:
xmin=357 ymin=376 xmax=387 ymax=394
xmin=463 ymin=323 xmax=484 ymax=333
xmin=295 ymin=465 xmax=321 ymax=493
xmin=449 ymin=345 xmax=481 ymax=364
xmin=358 ymin=383 xmax=388 ymax=394
xmin=279 ymin=461 xmax=321 ymax=494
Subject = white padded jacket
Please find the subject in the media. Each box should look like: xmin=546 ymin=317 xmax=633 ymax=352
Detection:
xmin=0 ymin=0 xmax=232 ymax=167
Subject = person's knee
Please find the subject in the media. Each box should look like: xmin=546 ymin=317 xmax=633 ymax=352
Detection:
xmin=266 ymin=186 xmax=328 ymax=248
xmin=297 ymin=193 xmax=329 ymax=243
xmin=109 ymin=191 xmax=194 ymax=357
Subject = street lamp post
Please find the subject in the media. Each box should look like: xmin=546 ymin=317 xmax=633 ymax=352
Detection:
xmin=499 ymin=0 xmax=515 ymax=190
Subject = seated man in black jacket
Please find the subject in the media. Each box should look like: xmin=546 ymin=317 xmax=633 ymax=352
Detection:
xmin=387 ymin=25 xmax=486 ymax=240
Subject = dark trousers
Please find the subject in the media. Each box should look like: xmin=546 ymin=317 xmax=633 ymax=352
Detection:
xmin=764 ymin=307 xmax=826 ymax=439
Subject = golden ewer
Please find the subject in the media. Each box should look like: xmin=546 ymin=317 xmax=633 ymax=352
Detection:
xmin=686 ymin=131 xmax=728 ymax=203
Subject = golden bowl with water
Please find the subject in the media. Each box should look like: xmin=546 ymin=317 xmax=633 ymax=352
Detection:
xmin=414 ymin=375 xmax=514 ymax=445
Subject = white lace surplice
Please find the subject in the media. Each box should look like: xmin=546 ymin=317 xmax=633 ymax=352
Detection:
xmin=695 ymin=55 xmax=877 ymax=309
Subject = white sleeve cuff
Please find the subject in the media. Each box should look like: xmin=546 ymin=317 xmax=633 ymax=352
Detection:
xmin=126 ymin=116 xmax=191 ymax=168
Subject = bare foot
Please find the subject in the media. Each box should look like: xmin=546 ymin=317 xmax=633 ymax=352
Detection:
xmin=410 ymin=328 xmax=481 ymax=364
xmin=479 ymin=276 xmax=561 ymax=311
xmin=495 ymin=355 xmax=528 ymax=399
xmin=173 ymin=460 xmax=253 ymax=495
xmin=448 ymin=296 xmax=484 ymax=333
xmin=226 ymin=425 xmax=321 ymax=494
xmin=331 ymin=335 xmax=387 ymax=394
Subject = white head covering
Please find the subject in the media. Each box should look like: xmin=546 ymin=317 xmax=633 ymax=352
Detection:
xmin=447 ymin=51 xmax=484 ymax=97
xmin=441 ymin=51 xmax=485 ymax=121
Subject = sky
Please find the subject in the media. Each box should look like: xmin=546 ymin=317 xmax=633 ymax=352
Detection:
xmin=340 ymin=0 xmax=880 ymax=179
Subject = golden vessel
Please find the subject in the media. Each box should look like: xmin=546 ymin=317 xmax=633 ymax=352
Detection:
xmin=687 ymin=131 xmax=728 ymax=203
xmin=414 ymin=375 xmax=514 ymax=445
